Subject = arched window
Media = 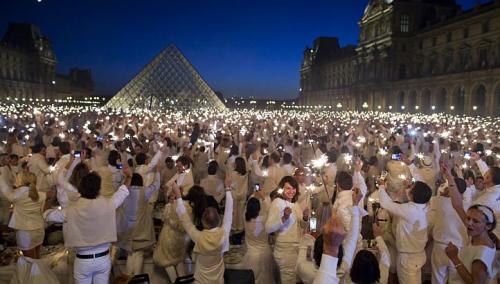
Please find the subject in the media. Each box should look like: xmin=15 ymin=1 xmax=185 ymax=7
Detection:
xmin=400 ymin=15 xmax=409 ymax=32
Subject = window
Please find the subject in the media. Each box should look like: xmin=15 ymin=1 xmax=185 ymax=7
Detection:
xmin=482 ymin=20 xmax=490 ymax=33
xmin=479 ymin=48 xmax=488 ymax=67
xmin=399 ymin=64 xmax=407 ymax=79
xmin=447 ymin=32 xmax=452 ymax=43
xmin=400 ymin=15 xmax=409 ymax=32
xmin=463 ymin=27 xmax=469 ymax=38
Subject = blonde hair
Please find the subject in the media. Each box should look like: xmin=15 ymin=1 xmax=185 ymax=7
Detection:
xmin=15 ymin=171 xmax=38 ymax=202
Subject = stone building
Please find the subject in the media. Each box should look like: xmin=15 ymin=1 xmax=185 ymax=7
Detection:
xmin=0 ymin=22 xmax=94 ymax=103
xmin=298 ymin=0 xmax=500 ymax=116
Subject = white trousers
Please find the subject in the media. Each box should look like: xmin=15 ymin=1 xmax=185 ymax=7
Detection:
xmin=126 ymin=250 xmax=144 ymax=275
xmin=74 ymin=254 xmax=111 ymax=284
xmin=431 ymin=242 xmax=453 ymax=284
xmin=397 ymin=251 xmax=426 ymax=284
xmin=274 ymin=242 xmax=299 ymax=284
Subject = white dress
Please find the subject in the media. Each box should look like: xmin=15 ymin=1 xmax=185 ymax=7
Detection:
xmin=241 ymin=215 xmax=275 ymax=284
xmin=231 ymin=171 xmax=248 ymax=232
xmin=448 ymin=244 xmax=496 ymax=284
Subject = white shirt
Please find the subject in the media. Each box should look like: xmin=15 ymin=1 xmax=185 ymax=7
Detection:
xmin=313 ymin=254 xmax=340 ymax=284
xmin=473 ymin=160 xmax=500 ymax=238
xmin=265 ymin=198 xmax=304 ymax=244
xmin=429 ymin=196 xmax=468 ymax=248
xmin=379 ymin=186 xmax=429 ymax=253
xmin=296 ymin=234 xmax=317 ymax=284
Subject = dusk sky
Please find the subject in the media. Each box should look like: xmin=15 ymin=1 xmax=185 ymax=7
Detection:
xmin=1 ymin=0 xmax=478 ymax=99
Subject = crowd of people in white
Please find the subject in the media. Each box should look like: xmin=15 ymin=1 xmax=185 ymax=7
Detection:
xmin=0 ymin=104 xmax=498 ymax=284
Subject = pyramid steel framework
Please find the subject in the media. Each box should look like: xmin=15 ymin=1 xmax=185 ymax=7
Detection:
xmin=106 ymin=44 xmax=226 ymax=111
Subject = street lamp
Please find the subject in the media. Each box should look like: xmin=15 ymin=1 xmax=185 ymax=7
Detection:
xmin=473 ymin=106 xmax=478 ymax=111
xmin=431 ymin=105 xmax=436 ymax=110
xmin=450 ymin=106 xmax=455 ymax=110
xmin=401 ymin=106 xmax=405 ymax=110
xmin=336 ymin=103 xmax=342 ymax=108
xmin=362 ymin=102 xmax=368 ymax=109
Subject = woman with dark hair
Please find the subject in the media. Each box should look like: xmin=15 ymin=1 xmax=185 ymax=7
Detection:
xmin=117 ymin=163 xmax=161 ymax=276
xmin=96 ymin=150 xmax=124 ymax=197
xmin=153 ymin=185 xmax=206 ymax=282
xmin=349 ymin=251 xmax=381 ymax=284
xmin=265 ymin=175 xmax=309 ymax=284
xmin=231 ymin=157 xmax=248 ymax=232
xmin=241 ymin=197 xmax=274 ymax=284
xmin=442 ymin=164 xmax=497 ymax=284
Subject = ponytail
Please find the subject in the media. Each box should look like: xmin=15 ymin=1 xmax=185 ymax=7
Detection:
xmin=28 ymin=182 xmax=39 ymax=202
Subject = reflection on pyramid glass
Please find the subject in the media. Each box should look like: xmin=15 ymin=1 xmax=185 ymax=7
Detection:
xmin=106 ymin=44 xmax=225 ymax=111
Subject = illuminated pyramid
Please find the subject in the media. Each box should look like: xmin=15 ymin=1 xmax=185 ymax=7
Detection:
xmin=106 ymin=44 xmax=225 ymax=111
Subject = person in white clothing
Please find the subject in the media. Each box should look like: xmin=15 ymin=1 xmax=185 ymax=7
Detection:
xmin=117 ymin=165 xmax=161 ymax=276
xmin=165 ymin=155 xmax=194 ymax=197
xmin=241 ymin=197 xmax=275 ymax=284
xmin=0 ymin=170 xmax=46 ymax=259
xmin=312 ymin=211 xmax=347 ymax=284
xmin=200 ymin=161 xmax=225 ymax=204
xmin=429 ymin=176 xmax=469 ymax=284
xmin=28 ymin=144 xmax=53 ymax=193
xmin=265 ymin=175 xmax=309 ymax=284
xmin=441 ymin=163 xmax=498 ymax=284
xmin=297 ymin=192 xmax=363 ymax=284
xmin=44 ymin=170 xmax=130 ymax=284
xmin=378 ymin=180 xmax=432 ymax=284
xmin=173 ymin=173 xmax=233 ymax=284
xmin=470 ymin=152 xmax=500 ymax=239
xmin=231 ymin=157 xmax=248 ymax=232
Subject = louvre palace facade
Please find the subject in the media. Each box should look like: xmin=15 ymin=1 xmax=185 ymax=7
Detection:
xmin=298 ymin=0 xmax=500 ymax=116
xmin=0 ymin=23 xmax=95 ymax=104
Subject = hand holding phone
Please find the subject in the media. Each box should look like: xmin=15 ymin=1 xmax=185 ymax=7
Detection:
xmin=254 ymin=184 xmax=260 ymax=192
xmin=74 ymin=151 xmax=81 ymax=158
xmin=391 ymin=153 xmax=401 ymax=160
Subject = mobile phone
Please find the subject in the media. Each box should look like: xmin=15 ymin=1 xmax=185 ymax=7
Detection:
xmin=254 ymin=184 xmax=261 ymax=192
xmin=96 ymin=136 xmax=103 ymax=141
xmin=464 ymin=152 xmax=471 ymax=159
xmin=391 ymin=153 xmax=401 ymax=160
xmin=309 ymin=217 xmax=317 ymax=232
xmin=380 ymin=171 xmax=388 ymax=181
xmin=74 ymin=151 xmax=81 ymax=158
xmin=116 ymin=163 xmax=123 ymax=169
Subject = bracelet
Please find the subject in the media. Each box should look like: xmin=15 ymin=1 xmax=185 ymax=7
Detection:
xmin=454 ymin=262 xmax=463 ymax=269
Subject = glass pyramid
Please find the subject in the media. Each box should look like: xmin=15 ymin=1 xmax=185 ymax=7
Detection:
xmin=106 ymin=44 xmax=226 ymax=111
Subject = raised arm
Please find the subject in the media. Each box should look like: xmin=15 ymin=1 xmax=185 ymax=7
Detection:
xmin=378 ymin=185 xmax=411 ymax=220
xmin=173 ymin=183 xmax=201 ymax=243
xmin=0 ymin=178 xmax=27 ymax=202
xmin=146 ymin=150 xmax=163 ymax=173
xmin=222 ymin=172 xmax=234 ymax=232
xmin=440 ymin=163 xmax=467 ymax=225
xmin=144 ymin=167 xmax=161 ymax=200
xmin=373 ymin=223 xmax=390 ymax=284
xmin=337 ymin=206 xmax=361 ymax=278
xmin=313 ymin=212 xmax=345 ymax=284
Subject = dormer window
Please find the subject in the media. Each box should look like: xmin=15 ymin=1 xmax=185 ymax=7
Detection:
xmin=400 ymin=15 xmax=409 ymax=32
